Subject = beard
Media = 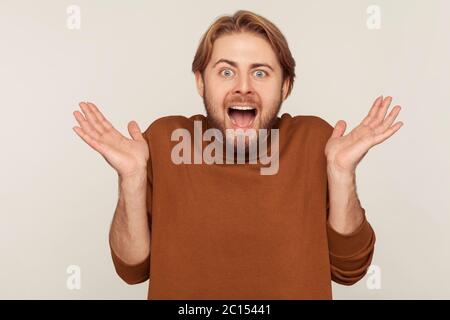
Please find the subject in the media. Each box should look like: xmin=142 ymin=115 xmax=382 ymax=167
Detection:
xmin=203 ymin=87 xmax=283 ymax=161
xmin=202 ymin=85 xmax=284 ymax=152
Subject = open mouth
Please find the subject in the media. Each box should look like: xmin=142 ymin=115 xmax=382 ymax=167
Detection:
xmin=226 ymin=106 xmax=258 ymax=128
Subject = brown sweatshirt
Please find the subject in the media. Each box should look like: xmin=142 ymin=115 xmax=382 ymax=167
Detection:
xmin=109 ymin=113 xmax=376 ymax=299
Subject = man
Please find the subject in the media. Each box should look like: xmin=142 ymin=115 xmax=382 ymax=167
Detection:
xmin=72 ymin=10 xmax=403 ymax=299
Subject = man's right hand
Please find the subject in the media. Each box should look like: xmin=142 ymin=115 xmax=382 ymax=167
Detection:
xmin=72 ymin=102 xmax=149 ymax=178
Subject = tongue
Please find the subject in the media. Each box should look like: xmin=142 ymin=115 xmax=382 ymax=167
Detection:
xmin=231 ymin=111 xmax=254 ymax=127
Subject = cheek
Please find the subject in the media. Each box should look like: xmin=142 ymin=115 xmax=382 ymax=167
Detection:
xmin=206 ymin=82 xmax=229 ymax=104
xmin=258 ymin=81 xmax=282 ymax=108
xmin=205 ymin=86 xmax=228 ymax=111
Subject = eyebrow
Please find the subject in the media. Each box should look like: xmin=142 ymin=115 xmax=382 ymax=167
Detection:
xmin=212 ymin=58 xmax=274 ymax=72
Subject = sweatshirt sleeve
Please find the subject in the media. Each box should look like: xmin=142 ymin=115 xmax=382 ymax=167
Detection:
xmin=326 ymin=203 xmax=376 ymax=286
xmin=109 ymin=236 xmax=151 ymax=285
xmin=109 ymin=126 xmax=153 ymax=285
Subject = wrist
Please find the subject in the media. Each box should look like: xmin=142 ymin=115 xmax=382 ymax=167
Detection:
xmin=119 ymin=165 xmax=147 ymax=179
xmin=119 ymin=168 xmax=147 ymax=186
xmin=327 ymin=165 xmax=355 ymax=185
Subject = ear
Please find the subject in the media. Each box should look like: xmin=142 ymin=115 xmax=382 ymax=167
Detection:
xmin=281 ymin=78 xmax=290 ymax=101
xmin=195 ymin=71 xmax=205 ymax=98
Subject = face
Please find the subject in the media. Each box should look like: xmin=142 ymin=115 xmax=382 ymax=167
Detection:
xmin=195 ymin=32 xmax=289 ymax=145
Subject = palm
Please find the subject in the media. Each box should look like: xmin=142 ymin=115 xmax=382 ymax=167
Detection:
xmin=325 ymin=96 xmax=403 ymax=174
xmin=325 ymin=123 xmax=376 ymax=173
xmin=97 ymin=128 xmax=149 ymax=175
xmin=73 ymin=102 xmax=149 ymax=177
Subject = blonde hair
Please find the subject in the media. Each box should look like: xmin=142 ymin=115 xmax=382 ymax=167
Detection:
xmin=192 ymin=10 xmax=296 ymax=98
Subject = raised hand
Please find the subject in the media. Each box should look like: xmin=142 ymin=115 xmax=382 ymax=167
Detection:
xmin=325 ymin=95 xmax=403 ymax=176
xmin=72 ymin=102 xmax=149 ymax=178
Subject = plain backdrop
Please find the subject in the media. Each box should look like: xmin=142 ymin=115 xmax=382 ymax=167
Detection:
xmin=0 ymin=0 xmax=449 ymax=299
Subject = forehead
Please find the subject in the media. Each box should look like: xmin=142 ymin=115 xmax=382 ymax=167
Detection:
xmin=208 ymin=32 xmax=280 ymax=69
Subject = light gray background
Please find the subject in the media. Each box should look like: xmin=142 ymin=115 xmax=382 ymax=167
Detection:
xmin=0 ymin=0 xmax=449 ymax=299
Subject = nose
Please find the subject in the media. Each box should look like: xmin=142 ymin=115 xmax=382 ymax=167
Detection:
xmin=232 ymin=74 xmax=254 ymax=95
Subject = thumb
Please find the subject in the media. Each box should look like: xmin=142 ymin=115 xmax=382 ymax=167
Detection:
xmin=331 ymin=120 xmax=347 ymax=138
xmin=127 ymin=121 xmax=144 ymax=141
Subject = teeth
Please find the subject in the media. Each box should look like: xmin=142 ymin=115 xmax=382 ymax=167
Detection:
xmin=230 ymin=106 xmax=256 ymax=110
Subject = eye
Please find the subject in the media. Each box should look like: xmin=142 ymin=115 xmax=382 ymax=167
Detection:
xmin=254 ymin=70 xmax=267 ymax=78
xmin=220 ymin=68 xmax=235 ymax=78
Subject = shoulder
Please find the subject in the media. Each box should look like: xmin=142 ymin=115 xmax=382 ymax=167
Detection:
xmin=143 ymin=114 xmax=206 ymax=139
xmin=279 ymin=113 xmax=334 ymax=141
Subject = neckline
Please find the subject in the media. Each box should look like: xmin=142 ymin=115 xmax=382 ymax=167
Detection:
xmin=193 ymin=115 xmax=281 ymax=165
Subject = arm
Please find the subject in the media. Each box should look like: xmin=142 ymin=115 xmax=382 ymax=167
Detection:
xmin=327 ymin=169 xmax=364 ymax=235
xmin=324 ymin=95 xmax=403 ymax=285
xmin=72 ymin=101 xmax=151 ymax=285
xmin=326 ymin=170 xmax=376 ymax=285
xmin=109 ymin=169 xmax=151 ymax=285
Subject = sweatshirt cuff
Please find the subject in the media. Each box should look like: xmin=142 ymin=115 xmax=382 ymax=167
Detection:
xmin=109 ymin=238 xmax=150 ymax=284
xmin=326 ymin=207 xmax=375 ymax=258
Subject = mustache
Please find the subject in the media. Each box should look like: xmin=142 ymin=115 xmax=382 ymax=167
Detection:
xmin=226 ymin=96 xmax=259 ymax=106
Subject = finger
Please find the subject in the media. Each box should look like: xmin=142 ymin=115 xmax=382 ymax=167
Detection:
xmin=127 ymin=121 xmax=145 ymax=141
xmin=72 ymin=125 xmax=106 ymax=154
xmin=73 ymin=110 xmax=101 ymax=140
xmin=86 ymin=102 xmax=113 ymax=130
xmin=377 ymin=105 xmax=402 ymax=134
xmin=373 ymin=121 xmax=403 ymax=146
xmin=330 ymin=120 xmax=346 ymax=138
xmin=79 ymin=102 xmax=105 ymax=134
xmin=373 ymin=96 xmax=393 ymax=126
xmin=363 ymin=95 xmax=383 ymax=126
